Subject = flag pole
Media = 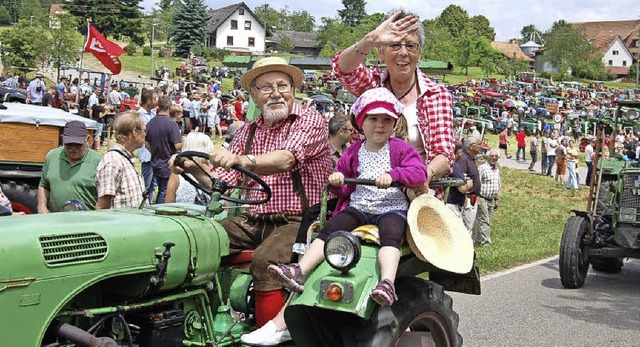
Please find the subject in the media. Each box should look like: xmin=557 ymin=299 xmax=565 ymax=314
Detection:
xmin=77 ymin=18 xmax=90 ymax=108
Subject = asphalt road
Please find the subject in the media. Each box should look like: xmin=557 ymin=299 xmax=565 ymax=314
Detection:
xmin=450 ymin=258 xmax=640 ymax=347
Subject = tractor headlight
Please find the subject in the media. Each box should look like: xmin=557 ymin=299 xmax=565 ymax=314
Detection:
xmin=324 ymin=231 xmax=360 ymax=273
xmin=620 ymin=207 xmax=636 ymax=222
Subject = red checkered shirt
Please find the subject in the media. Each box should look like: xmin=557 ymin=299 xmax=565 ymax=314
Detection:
xmin=331 ymin=50 xmax=455 ymax=200
xmin=215 ymin=103 xmax=333 ymax=215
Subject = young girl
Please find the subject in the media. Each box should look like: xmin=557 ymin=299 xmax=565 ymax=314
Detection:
xmin=268 ymin=88 xmax=429 ymax=306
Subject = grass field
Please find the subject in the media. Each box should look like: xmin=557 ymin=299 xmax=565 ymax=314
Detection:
xmin=119 ymin=54 xmax=184 ymax=76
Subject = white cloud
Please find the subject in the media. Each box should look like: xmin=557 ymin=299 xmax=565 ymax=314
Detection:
xmin=141 ymin=0 xmax=640 ymax=41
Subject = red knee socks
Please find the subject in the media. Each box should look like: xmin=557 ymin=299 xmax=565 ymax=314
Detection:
xmin=254 ymin=289 xmax=286 ymax=328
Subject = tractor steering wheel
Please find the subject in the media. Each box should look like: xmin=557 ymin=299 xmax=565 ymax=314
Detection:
xmin=175 ymin=151 xmax=271 ymax=205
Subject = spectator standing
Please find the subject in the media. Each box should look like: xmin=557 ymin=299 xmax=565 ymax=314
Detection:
xmin=145 ymin=95 xmax=183 ymax=204
xmin=178 ymin=92 xmax=191 ymax=134
xmin=95 ymin=111 xmax=147 ymax=209
xmin=207 ymin=92 xmax=223 ymax=138
xmin=528 ymin=131 xmax=539 ymax=171
xmin=106 ymin=84 xmax=122 ymax=112
xmin=446 ymin=141 xmax=474 ymax=222
xmin=515 ymin=127 xmax=527 ymax=161
xmin=37 ymin=121 xmax=101 ymax=212
xmin=458 ymin=135 xmax=482 ymax=232
xmin=26 ymin=72 xmax=46 ymax=105
xmin=42 ymin=86 xmax=57 ymax=107
xmin=189 ymin=93 xmax=201 ymax=132
xmin=138 ymin=89 xmax=157 ymax=202
xmin=499 ymin=128 xmax=511 ymax=158
xmin=540 ymin=130 xmax=549 ymax=174
xmin=234 ymin=94 xmax=245 ymax=121
xmin=546 ymin=131 xmax=559 ymax=176
xmin=5 ymin=73 xmax=18 ymax=88
xmin=565 ymin=140 xmax=580 ymax=191
xmin=473 ymin=149 xmax=501 ymax=245
xmin=57 ymin=76 xmax=68 ymax=109
xmin=584 ymin=137 xmax=595 ymax=186
xmin=555 ymin=138 xmax=567 ymax=187
xmin=327 ymin=114 xmax=353 ymax=167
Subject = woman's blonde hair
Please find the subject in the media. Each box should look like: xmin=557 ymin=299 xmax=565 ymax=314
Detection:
xmin=182 ymin=132 xmax=214 ymax=164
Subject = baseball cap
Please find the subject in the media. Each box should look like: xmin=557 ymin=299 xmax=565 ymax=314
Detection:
xmin=62 ymin=121 xmax=87 ymax=144
xmin=351 ymin=87 xmax=404 ymax=130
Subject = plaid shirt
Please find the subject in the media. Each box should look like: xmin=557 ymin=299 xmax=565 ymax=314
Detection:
xmin=331 ymin=50 xmax=455 ymax=200
xmin=216 ymin=103 xmax=333 ymax=215
xmin=0 ymin=187 xmax=12 ymax=212
xmin=478 ymin=163 xmax=501 ymax=199
xmin=96 ymin=143 xmax=146 ymax=209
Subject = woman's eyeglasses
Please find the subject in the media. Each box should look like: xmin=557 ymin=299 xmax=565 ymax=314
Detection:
xmin=389 ymin=42 xmax=420 ymax=52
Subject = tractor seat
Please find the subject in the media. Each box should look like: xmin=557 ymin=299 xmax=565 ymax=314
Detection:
xmin=223 ymin=249 xmax=254 ymax=268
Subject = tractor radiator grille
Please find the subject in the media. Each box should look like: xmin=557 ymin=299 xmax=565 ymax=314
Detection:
xmin=621 ymin=173 xmax=640 ymax=209
xmin=40 ymin=233 xmax=108 ymax=266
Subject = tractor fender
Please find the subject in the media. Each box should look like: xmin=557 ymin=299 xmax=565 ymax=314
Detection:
xmin=570 ymin=209 xmax=593 ymax=230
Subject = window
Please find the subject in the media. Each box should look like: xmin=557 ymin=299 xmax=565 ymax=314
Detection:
xmin=245 ymin=21 xmax=251 ymax=30
xmin=239 ymin=8 xmax=244 ymax=15
xmin=612 ymin=50 xmax=619 ymax=55
xmin=248 ymin=37 xmax=255 ymax=47
xmin=633 ymin=39 xmax=639 ymax=48
xmin=623 ymin=60 xmax=627 ymax=66
xmin=231 ymin=20 xmax=237 ymax=30
xmin=608 ymin=60 xmax=613 ymax=65
xmin=227 ymin=36 xmax=234 ymax=46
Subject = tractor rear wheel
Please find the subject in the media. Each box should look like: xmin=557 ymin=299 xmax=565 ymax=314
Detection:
xmin=559 ymin=216 xmax=590 ymax=288
xmin=1 ymin=181 xmax=37 ymax=214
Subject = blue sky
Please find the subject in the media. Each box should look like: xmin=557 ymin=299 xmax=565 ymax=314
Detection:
xmin=142 ymin=0 xmax=639 ymax=41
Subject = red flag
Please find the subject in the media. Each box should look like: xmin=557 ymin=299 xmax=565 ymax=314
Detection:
xmin=84 ymin=24 xmax=126 ymax=75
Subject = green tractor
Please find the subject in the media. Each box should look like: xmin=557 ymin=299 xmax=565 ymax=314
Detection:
xmin=0 ymin=152 xmax=479 ymax=346
xmin=559 ymin=100 xmax=640 ymax=289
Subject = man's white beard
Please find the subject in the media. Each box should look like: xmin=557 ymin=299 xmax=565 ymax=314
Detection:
xmin=263 ymin=98 xmax=289 ymax=123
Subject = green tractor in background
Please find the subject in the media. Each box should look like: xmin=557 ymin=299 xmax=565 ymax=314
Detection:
xmin=560 ymin=101 xmax=640 ymax=289
xmin=0 ymin=152 xmax=479 ymax=347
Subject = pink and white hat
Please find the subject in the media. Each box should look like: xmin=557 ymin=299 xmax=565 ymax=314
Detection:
xmin=351 ymin=87 xmax=404 ymax=130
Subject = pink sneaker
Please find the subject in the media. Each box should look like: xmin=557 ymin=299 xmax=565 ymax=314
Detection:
xmin=267 ymin=263 xmax=305 ymax=293
xmin=370 ymin=279 xmax=398 ymax=306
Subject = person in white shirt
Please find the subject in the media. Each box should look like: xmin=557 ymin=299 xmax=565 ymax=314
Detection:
xmin=584 ymin=138 xmax=595 ymax=186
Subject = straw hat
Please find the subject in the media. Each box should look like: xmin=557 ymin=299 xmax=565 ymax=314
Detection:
xmin=240 ymin=57 xmax=303 ymax=92
xmin=407 ymin=194 xmax=474 ymax=274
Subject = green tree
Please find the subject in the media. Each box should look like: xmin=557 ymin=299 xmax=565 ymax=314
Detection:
xmin=316 ymin=13 xmax=379 ymax=58
xmin=171 ymin=0 xmax=207 ymax=58
xmin=66 ymin=0 xmax=145 ymax=45
xmin=422 ymin=19 xmax=457 ymax=62
xmin=0 ymin=5 xmax=12 ymax=25
xmin=0 ymin=19 xmax=50 ymax=67
xmin=435 ymin=4 xmax=469 ymax=37
xmin=19 ymin=0 xmax=47 ymax=26
xmin=468 ymin=15 xmax=495 ymax=41
xmin=544 ymin=25 xmax=596 ymax=79
xmin=338 ymin=0 xmax=367 ymax=27
xmin=479 ymin=57 xmax=498 ymax=78
xmin=48 ymin=12 xmax=84 ymax=78
xmin=255 ymin=4 xmax=284 ymax=30
xmin=288 ymin=10 xmax=316 ymax=32
xmin=520 ymin=24 xmax=536 ymax=42
xmin=278 ymin=35 xmax=295 ymax=53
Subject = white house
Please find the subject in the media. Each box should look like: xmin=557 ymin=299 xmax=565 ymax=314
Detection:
xmin=205 ymin=2 xmax=266 ymax=55
xmin=600 ymin=36 xmax=634 ymax=76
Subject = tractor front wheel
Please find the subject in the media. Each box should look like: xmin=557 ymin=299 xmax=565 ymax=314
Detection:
xmin=559 ymin=216 xmax=591 ymax=288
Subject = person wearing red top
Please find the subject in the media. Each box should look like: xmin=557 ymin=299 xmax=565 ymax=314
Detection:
xmin=331 ymin=9 xmax=455 ymax=201
xmin=234 ymin=94 xmax=245 ymax=121
xmin=515 ymin=128 xmax=527 ymax=161
xmin=173 ymin=57 xmax=333 ymax=346
xmin=499 ymin=128 xmax=511 ymax=159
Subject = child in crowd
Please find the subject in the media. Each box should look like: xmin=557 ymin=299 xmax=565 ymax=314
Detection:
xmin=268 ymin=88 xmax=429 ymax=307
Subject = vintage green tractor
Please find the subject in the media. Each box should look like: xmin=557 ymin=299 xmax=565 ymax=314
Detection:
xmin=0 ymin=152 xmax=480 ymax=346
xmin=559 ymin=100 xmax=640 ymax=289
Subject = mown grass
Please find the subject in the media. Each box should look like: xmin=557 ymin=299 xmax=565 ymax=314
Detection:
xmin=119 ymin=55 xmax=184 ymax=76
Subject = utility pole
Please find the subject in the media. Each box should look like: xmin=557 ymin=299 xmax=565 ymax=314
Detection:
xmin=151 ymin=22 xmax=156 ymax=77
xmin=29 ymin=15 xmax=34 ymax=26
xmin=636 ymin=19 xmax=639 ymax=88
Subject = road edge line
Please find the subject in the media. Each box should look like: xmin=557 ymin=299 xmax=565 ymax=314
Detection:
xmin=481 ymin=256 xmax=558 ymax=282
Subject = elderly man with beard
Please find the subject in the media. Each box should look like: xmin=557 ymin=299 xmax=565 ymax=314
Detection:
xmin=173 ymin=57 xmax=333 ymax=345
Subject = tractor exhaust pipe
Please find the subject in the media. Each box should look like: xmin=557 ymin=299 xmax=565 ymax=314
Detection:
xmin=50 ymin=320 xmax=119 ymax=347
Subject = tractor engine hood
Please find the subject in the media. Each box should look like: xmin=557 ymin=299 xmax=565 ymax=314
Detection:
xmin=0 ymin=205 xmax=230 ymax=295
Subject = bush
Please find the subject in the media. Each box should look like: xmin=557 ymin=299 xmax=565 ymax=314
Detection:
xmin=123 ymin=43 xmax=138 ymax=56
xmin=142 ymin=46 xmax=152 ymax=56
